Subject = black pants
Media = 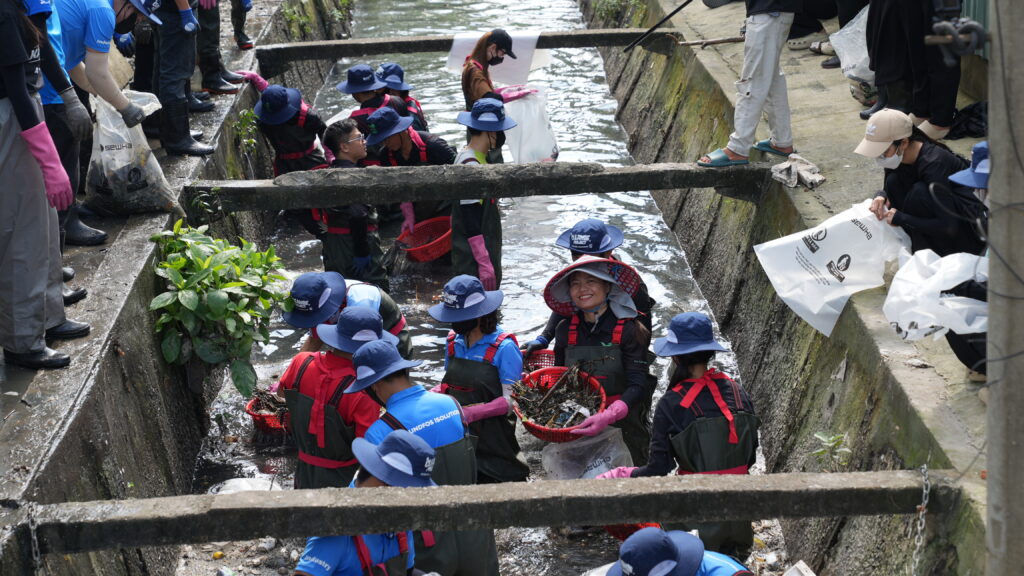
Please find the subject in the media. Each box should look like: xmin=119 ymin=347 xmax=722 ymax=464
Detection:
xmin=153 ymin=7 xmax=196 ymax=105
xmin=197 ymin=0 xmax=247 ymax=75
xmin=43 ymin=103 xmax=80 ymax=239
xmin=892 ymin=180 xmax=985 ymax=257
xmin=912 ymin=46 xmax=961 ymax=127
xmin=946 ymin=331 xmax=986 ymax=374
xmin=789 ymin=1 xmax=837 ymax=39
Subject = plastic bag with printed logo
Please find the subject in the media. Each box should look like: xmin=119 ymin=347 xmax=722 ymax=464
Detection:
xmin=753 ymin=200 xmax=910 ymax=336
xmin=541 ymin=426 xmax=632 ymax=480
xmin=883 ymin=249 xmax=988 ymax=340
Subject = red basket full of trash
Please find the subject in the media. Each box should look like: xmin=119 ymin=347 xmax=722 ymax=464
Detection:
xmin=245 ymin=393 xmax=289 ymax=434
xmin=513 ymin=366 xmax=606 ymax=443
xmin=604 ymin=522 xmax=663 ymax=541
xmin=396 ymin=216 xmax=452 ymax=262
xmin=523 ymin=349 xmax=556 ymax=373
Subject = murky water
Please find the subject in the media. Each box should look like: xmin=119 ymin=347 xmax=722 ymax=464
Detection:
xmin=189 ymin=0 xmax=769 ymax=574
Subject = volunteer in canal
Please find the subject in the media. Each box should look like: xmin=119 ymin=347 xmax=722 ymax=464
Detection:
xmin=376 ymin=62 xmax=428 ymax=131
xmin=347 ymin=340 xmax=500 ymax=576
xmin=545 ymin=256 xmax=654 ymax=465
xmin=293 ymin=429 xmax=435 ymax=576
xmin=428 ymin=275 xmax=529 ymax=484
xmin=595 ymin=312 xmax=759 ymax=558
xmin=461 ymin=28 xmax=515 ymax=163
xmin=337 ymin=63 xmax=411 ymax=166
xmin=595 ymin=527 xmax=754 ymax=576
xmin=450 ymin=98 xmax=514 ymax=290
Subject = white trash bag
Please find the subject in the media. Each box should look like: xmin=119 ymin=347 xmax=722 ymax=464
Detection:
xmin=503 ymin=85 xmax=559 ymax=163
xmin=85 ymin=90 xmax=184 ymax=216
xmin=829 ymin=5 xmax=873 ymax=84
xmin=753 ymin=200 xmax=910 ymax=336
xmin=883 ymin=249 xmax=988 ymax=340
xmin=541 ymin=427 xmax=633 ymax=480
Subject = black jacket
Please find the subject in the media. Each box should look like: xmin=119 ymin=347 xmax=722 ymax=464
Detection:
xmin=746 ymin=0 xmax=801 ymax=16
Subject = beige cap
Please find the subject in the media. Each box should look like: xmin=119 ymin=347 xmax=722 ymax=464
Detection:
xmin=854 ymin=108 xmax=913 ymax=158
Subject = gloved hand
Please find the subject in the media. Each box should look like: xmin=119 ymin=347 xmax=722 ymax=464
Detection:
xmin=429 ymin=383 xmax=449 ymax=394
xmin=118 ymin=102 xmax=146 ymax=128
xmin=113 ymin=32 xmax=135 ymax=58
xmin=58 ymin=87 xmax=93 ymax=141
xmin=467 ymin=234 xmax=496 ymax=290
xmin=198 ymin=0 xmax=216 ymax=9
xmin=596 ymin=467 xmax=637 ymax=479
xmin=400 ymin=202 xmax=416 ymax=235
xmin=180 ymin=8 xmax=199 ymax=34
xmin=20 ymin=123 xmax=74 ymax=210
xmin=235 ymin=70 xmax=269 ymax=92
xmin=461 ymin=396 xmax=510 ymax=425
xmin=240 ymin=0 xmax=252 ymax=11
xmin=571 ymin=400 xmax=628 ymax=437
xmin=350 ymin=255 xmax=371 ymax=276
xmin=521 ymin=336 xmax=548 ymax=356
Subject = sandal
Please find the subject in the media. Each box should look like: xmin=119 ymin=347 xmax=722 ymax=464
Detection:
xmin=698 ymin=148 xmax=749 ymax=168
xmin=752 ymin=139 xmax=794 ymax=157
xmin=809 ymin=40 xmax=835 ymax=55
xmin=787 ymin=31 xmax=828 ymax=51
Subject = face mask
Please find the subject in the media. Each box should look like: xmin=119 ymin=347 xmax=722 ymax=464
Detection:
xmin=114 ymin=12 xmax=138 ymax=34
xmin=451 ymin=319 xmax=478 ymax=336
xmin=487 ymin=56 xmax=504 ymax=66
xmin=875 ymin=148 xmax=902 ymax=170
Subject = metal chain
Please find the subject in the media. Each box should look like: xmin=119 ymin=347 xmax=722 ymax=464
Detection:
xmin=910 ymin=464 xmax=931 ymax=576
xmin=26 ymin=502 xmax=42 ymax=575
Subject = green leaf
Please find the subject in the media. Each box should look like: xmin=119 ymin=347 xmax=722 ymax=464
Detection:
xmin=180 ymin=308 xmax=199 ymax=335
xmin=225 ymin=317 xmax=236 ymax=333
xmin=238 ymin=310 xmax=252 ymax=324
xmin=194 ymin=338 xmax=229 ymax=364
xmin=207 ymin=290 xmax=230 ymax=317
xmin=240 ymin=273 xmax=264 ymax=287
xmin=178 ymin=290 xmax=199 ymax=311
xmin=165 ymin=267 xmax=185 ymax=288
xmin=150 ymin=291 xmax=178 ymax=311
xmin=230 ymin=359 xmax=258 ymax=398
xmin=161 ymin=331 xmax=181 ymax=364
xmin=220 ymin=281 xmax=248 ymax=289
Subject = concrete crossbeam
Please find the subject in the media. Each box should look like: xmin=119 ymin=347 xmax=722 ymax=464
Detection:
xmin=4 ymin=471 xmax=956 ymax=554
xmin=185 ymin=162 xmax=770 ymax=213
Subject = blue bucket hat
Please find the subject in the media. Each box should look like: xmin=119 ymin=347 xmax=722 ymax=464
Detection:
xmin=282 ymin=272 xmax=347 ymax=329
xmin=126 ymin=0 xmax=163 ymax=24
xmin=608 ymin=528 xmax=704 ymax=576
xmin=428 ymin=275 xmax=504 ymax=323
xmin=456 ymin=98 xmax=517 ymax=132
xmin=949 ymin=141 xmax=990 ymax=189
xmin=376 ymin=62 xmax=413 ymax=91
xmin=352 ymin=430 xmax=437 ymax=488
xmin=555 ymin=218 xmax=625 ymax=255
xmin=365 ymin=107 xmax=414 ymax=146
xmin=346 ymin=340 xmax=422 ymax=393
xmin=318 ymin=306 xmax=398 ymax=354
xmin=337 ymin=64 xmax=388 ymax=94
xmin=255 ymin=85 xmax=302 ymax=126
xmin=653 ymin=312 xmax=728 ymax=357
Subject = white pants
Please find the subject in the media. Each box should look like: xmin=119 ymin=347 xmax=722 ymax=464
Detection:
xmin=727 ymin=11 xmax=795 ymax=155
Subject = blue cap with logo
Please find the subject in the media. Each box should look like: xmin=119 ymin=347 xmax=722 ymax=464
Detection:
xmin=608 ymin=528 xmax=704 ymax=576
xmin=949 ymin=141 xmax=990 ymax=190
xmin=365 ymin=106 xmax=414 ymax=146
xmin=255 ymin=85 xmax=302 ymax=125
xmin=375 ymin=62 xmax=413 ymax=91
xmin=337 ymin=64 xmax=388 ymax=94
xmin=317 ymin=306 xmax=398 ymax=354
xmin=352 ymin=430 xmax=438 ymax=488
xmin=127 ymin=0 xmax=163 ymax=25
xmin=346 ymin=340 xmax=422 ymax=393
xmin=555 ymin=218 xmax=624 ymax=254
xmin=653 ymin=312 xmax=728 ymax=358
xmin=428 ymin=275 xmax=503 ymax=323
xmin=282 ymin=272 xmax=347 ymax=329
xmin=456 ymin=98 xmax=517 ymax=132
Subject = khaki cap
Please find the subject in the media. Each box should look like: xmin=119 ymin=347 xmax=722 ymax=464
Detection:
xmin=854 ymin=108 xmax=913 ymax=158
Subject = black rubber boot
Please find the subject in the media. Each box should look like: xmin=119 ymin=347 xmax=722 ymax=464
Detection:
xmin=202 ymin=71 xmax=239 ymax=95
xmin=221 ymin=68 xmax=245 ymax=84
xmin=193 ymin=91 xmax=211 ymax=101
xmin=160 ymin=100 xmax=215 ymax=156
xmin=64 ymin=202 xmax=108 ymax=246
xmin=189 ymin=92 xmax=215 ymax=113
xmin=145 ymin=110 xmax=205 ymax=141
xmin=860 ymin=85 xmax=887 ymax=120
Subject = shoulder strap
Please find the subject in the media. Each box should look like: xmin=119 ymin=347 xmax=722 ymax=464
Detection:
xmin=406 ymin=129 xmax=428 ymax=162
xmin=446 ymin=331 xmax=457 ymax=358
xmin=296 ymin=101 xmax=309 ymax=128
xmin=678 ymin=373 xmax=739 ymax=445
xmin=381 ymin=93 xmax=391 ymax=106
xmin=483 ymin=332 xmax=517 ymax=364
xmin=396 ymin=531 xmax=409 ymax=555
xmin=289 ymin=354 xmax=317 ymax=391
xmin=381 ymin=412 xmax=406 ymax=431
xmin=611 ymin=319 xmax=626 ymax=345
xmin=349 ymin=107 xmax=374 ymax=118
xmin=568 ymin=315 xmax=580 ymax=347
xmin=328 ymin=374 xmax=356 ymax=408
xmin=352 ymin=535 xmax=375 ymax=573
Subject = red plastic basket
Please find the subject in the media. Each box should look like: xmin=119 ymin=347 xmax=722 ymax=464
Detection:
xmin=523 ymin=349 xmax=556 ymax=373
xmin=604 ymin=523 xmax=662 ymax=541
xmin=396 ymin=216 xmax=452 ymax=262
xmin=513 ymin=367 xmax=606 ymax=443
xmin=245 ymin=397 xmax=288 ymax=434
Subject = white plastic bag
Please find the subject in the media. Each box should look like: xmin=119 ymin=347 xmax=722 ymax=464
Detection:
xmin=753 ymin=200 xmax=910 ymax=336
xmin=883 ymin=250 xmax=988 ymax=340
xmin=829 ymin=5 xmax=874 ymax=84
xmin=84 ymin=90 xmax=184 ymax=216
xmin=503 ymin=86 xmax=559 ymax=163
xmin=541 ymin=427 xmax=633 ymax=480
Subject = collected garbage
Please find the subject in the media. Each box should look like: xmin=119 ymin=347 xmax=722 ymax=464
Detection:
xmin=829 ymin=5 xmax=872 ymax=84
xmin=245 ymin=389 xmax=289 ymax=434
xmin=771 ymin=153 xmax=825 ymax=189
xmin=512 ymin=363 xmax=604 ymax=431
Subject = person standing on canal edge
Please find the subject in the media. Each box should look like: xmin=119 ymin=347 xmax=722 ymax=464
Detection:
xmin=698 ymin=0 xmax=798 ymax=167
xmin=451 ymin=97 xmax=514 ymax=290
xmin=461 ymin=28 xmax=515 ymax=164
xmin=428 ymin=275 xmax=530 ymax=484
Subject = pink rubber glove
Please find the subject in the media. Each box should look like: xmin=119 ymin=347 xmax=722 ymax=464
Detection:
xmin=494 ymin=84 xmax=538 ymax=102
xmin=323 ymin=145 xmax=336 ymax=165
xmin=571 ymin=400 xmax=628 ymax=437
xmin=461 ymin=396 xmax=509 ymax=425
xmin=400 ymin=202 xmax=416 ymax=235
xmin=236 ymin=70 xmax=269 ymax=92
xmin=467 ymin=235 xmax=496 ymax=290
xmin=429 ymin=383 xmax=449 ymax=394
xmin=21 ymin=123 xmax=73 ymax=211
xmin=199 ymin=0 xmax=216 ymax=10
xmin=596 ymin=467 xmax=637 ymax=479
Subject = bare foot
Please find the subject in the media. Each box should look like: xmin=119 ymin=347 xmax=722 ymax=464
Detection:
xmin=699 ymin=147 xmax=748 ymax=164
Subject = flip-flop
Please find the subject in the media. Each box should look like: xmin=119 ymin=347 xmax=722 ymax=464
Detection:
xmin=698 ymin=148 xmax=749 ymax=167
xmin=753 ymin=139 xmax=794 ymax=157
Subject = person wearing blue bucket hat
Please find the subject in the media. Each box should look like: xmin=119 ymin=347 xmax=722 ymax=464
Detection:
xmin=427 ymin=275 xmax=528 ymax=483
xmin=246 ymin=82 xmax=330 ymax=176
xmin=595 ymin=312 xmax=759 ymax=559
xmin=338 ymin=63 xmax=412 ymax=167
xmin=950 ymin=140 xmax=990 ymax=206
xmin=596 ymin=527 xmax=752 ymax=576
xmin=293 ymin=430 xmax=435 ymax=576
xmin=376 ymin=62 xmax=428 ymax=131
xmin=350 ymin=339 xmax=500 ymax=575
xmin=448 ymin=98 xmax=517 ymax=290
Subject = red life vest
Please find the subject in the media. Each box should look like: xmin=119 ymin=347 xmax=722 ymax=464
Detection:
xmin=433 ymin=331 xmax=517 ymax=394
xmin=349 ymin=93 xmax=392 ymax=119
xmin=353 ymin=531 xmax=409 ymax=575
xmin=382 ymin=128 xmax=428 ymax=166
xmin=671 ymin=369 xmax=750 ymax=476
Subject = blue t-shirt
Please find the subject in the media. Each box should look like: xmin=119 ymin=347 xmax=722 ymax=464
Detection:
xmin=364 ymin=385 xmax=465 ymax=448
xmin=295 ymin=532 xmax=414 ymax=576
xmin=698 ymin=551 xmax=751 ymax=575
xmin=444 ymin=326 xmax=523 ymax=390
xmin=53 ymin=0 xmax=113 ymax=69
xmin=25 ymin=0 xmax=70 ymax=105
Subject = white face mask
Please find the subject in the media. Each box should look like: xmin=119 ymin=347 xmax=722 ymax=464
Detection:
xmin=875 ymin=147 xmax=903 ymax=170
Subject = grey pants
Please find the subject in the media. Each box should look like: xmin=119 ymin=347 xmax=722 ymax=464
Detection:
xmin=0 ymin=98 xmax=66 ymax=353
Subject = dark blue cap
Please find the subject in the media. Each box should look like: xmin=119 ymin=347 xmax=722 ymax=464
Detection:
xmin=375 ymin=62 xmax=413 ymax=91
xmin=608 ymin=528 xmax=704 ymax=576
xmin=317 ymin=306 xmax=398 ymax=354
xmin=127 ymin=0 xmax=163 ymax=24
xmin=427 ymin=275 xmax=504 ymax=323
xmin=352 ymin=430 xmax=437 ymax=488
xmin=346 ymin=340 xmax=422 ymax=393
xmin=337 ymin=64 xmax=388 ymax=94
xmin=555 ymin=218 xmax=625 ymax=254
xmin=365 ymin=107 xmax=414 ymax=146
xmin=949 ymin=141 xmax=989 ymax=189
xmin=456 ymin=98 xmax=517 ymax=132
xmin=282 ymin=272 xmax=347 ymax=329
xmin=255 ymin=85 xmax=302 ymax=125
xmin=653 ymin=312 xmax=728 ymax=358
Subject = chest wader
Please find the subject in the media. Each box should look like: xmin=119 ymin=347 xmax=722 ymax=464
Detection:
xmin=564 ymin=316 xmax=651 ymax=466
xmin=440 ymin=332 xmax=528 ymax=483
xmin=380 ymin=413 xmax=499 ymax=576
xmin=283 ymin=354 xmax=360 ymax=489
xmin=313 ymin=207 xmax=388 ymax=293
xmin=666 ymin=372 xmax=760 ymax=558
xmin=267 ymin=101 xmax=329 ymax=176
xmin=451 ymin=193 xmax=502 ymax=288
xmin=353 ymin=532 xmax=409 ymax=576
